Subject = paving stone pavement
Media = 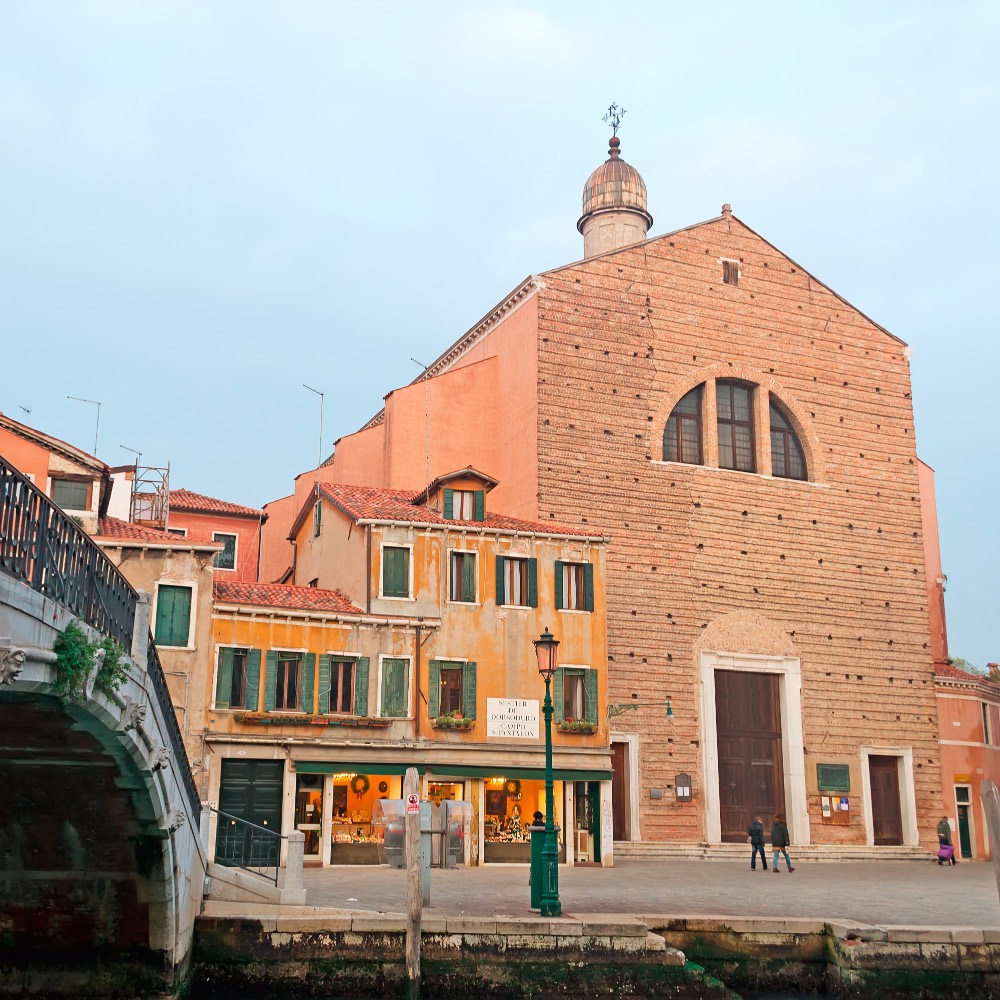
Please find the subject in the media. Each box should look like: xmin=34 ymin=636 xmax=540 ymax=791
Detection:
xmin=303 ymin=859 xmax=1000 ymax=928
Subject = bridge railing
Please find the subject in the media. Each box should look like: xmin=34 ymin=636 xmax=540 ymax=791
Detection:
xmin=0 ymin=452 xmax=200 ymax=821
xmin=210 ymin=807 xmax=283 ymax=885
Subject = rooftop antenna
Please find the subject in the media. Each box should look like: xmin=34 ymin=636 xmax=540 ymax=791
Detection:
xmin=411 ymin=358 xmax=430 ymax=505
xmin=67 ymin=395 xmax=101 ymax=456
xmin=120 ymin=445 xmax=142 ymax=468
xmin=18 ymin=405 xmax=30 ymax=416
xmin=302 ymin=384 xmax=324 ymax=500
xmin=602 ymin=103 xmax=626 ymax=137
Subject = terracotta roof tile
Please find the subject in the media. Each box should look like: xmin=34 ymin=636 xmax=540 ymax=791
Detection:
xmin=213 ymin=581 xmax=364 ymax=615
xmin=170 ymin=489 xmax=263 ymax=517
xmin=935 ymin=662 xmax=1000 ymax=694
xmin=95 ymin=516 xmax=200 ymax=544
xmin=317 ymin=483 xmax=607 ymax=538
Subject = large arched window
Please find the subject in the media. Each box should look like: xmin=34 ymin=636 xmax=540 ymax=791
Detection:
xmin=663 ymin=386 xmax=703 ymax=464
xmin=717 ymin=380 xmax=756 ymax=473
xmin=769 ymin=399 xmax=807 ymax=480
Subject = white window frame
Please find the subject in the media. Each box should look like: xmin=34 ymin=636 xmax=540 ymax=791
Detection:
xmin=560 ymin=562 xmax=588 ymax=613
xmin=446 ymin=547 xmax=479 ymax=605
xmin=378 ymin=541 xmax=415 ymax=601
xmin=376 ymin=653 xmax=413 ymax=718
xmin=166 ymin=526 xmax=188 ymax=537
xmin=451 ymin=490 xmax=476 ymax=520
xmin=151 ymin=578 xmax=198 ymax=650
xmin=212 ymin=531 xmax=239 ymax=572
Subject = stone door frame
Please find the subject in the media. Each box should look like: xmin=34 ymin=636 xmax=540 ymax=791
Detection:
xmin=859 ymin=746 xmax=919 ymax=847
xmin=699 ymin=650 xmax=810 ymax=846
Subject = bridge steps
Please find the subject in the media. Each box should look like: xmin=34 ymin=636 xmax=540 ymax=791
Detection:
xmin=613 ymin=841 xmax=930 ymax=863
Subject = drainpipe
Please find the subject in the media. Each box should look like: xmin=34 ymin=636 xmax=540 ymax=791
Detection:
xmin=414 ymin=623 xmax=421 ymax=738
xmin=366 ymin=525 xmax=372 ymax=614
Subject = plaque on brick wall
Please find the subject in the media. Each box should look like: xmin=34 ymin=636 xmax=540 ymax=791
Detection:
xmin=817 ymin=763 xmax=851 ymax=793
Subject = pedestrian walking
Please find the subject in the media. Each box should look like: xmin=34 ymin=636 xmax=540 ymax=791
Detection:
xmin=771 ymin=813 xmax=794 ymax=873
xmin=937 ymin=815 xmax=958 ymax=865
xmin=747 ymin=815 xmax=767 ymax=870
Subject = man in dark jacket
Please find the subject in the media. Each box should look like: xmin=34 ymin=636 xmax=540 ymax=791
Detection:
xmin=771 ymin=813 xmax=794 ymax=872
xmin=747 ymin=815 xmax=767 ymax=870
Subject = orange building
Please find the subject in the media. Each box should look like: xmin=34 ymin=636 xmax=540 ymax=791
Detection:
xmin=263 ymin=135 xmax=949 ymax=856
xmin=167 ymin=489 xmax=266 ymax=583
xmin=204 ymin=470 xmax=612 ymax=867
xmin=0 ymin=412 xmax=111 ymax=534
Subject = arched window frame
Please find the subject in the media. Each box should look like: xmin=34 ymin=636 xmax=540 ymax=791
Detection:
xmin=663 ymin=385 xmax=703 ymax=465
xmin=769 ymin=397 xmax=808 ymax=481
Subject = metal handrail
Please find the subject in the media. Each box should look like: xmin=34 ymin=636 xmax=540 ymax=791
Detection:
xmin=210 ymin=806 xmax=284 ymax=885
xmin=0 ymin=451 xmax=201 ymax=822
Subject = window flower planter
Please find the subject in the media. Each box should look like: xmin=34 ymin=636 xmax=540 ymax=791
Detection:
xmin=558 ymin=719 xmax=598 ymax=734
xmin=431 ymin=715 xmax=475 ymax=731
xmin=232 ymin=712 xmax=394 ymax=728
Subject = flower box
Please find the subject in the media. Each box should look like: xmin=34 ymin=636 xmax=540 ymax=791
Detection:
xmin=233 ymin=712 xmax=398 ymax=728
xmin=431 ymin=716 xmax=475 ymax=731
xmin=558 ymin=719 xmax=598 ymax=734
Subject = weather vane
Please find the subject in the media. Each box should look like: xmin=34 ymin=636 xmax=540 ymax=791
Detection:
xmin=602 ymin=103 xmax=626 ymax=137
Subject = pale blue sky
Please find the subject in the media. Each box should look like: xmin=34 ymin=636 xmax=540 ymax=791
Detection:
xmin=1 ymin=3 xmax=996 ymax=665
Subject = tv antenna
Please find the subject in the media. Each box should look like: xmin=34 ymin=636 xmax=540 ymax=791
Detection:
xmin=411 ymin=358 xmax=430 ymax=504
xmin=67 ymin=395 xmax=101 ymax=456
xmin=120 ymin=445 xmax=142 ymax=467
xmin=303 ymin=384 xmax=324 ymax=498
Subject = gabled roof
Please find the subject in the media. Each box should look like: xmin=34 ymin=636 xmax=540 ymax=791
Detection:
xmin=0 ymin=411 xmax=108 ymax=473
xmin=170 ymin=489 xmax=264 ymax=518
xmin=288 ymin=482 xmax=608 ymax=540
xmin=413 ymin=466 xmax=499 ymax=504
xmin=213 ymin=580 xmax=363 ymax=615
xmin=95 ymin=516 xmax=221 ymax=549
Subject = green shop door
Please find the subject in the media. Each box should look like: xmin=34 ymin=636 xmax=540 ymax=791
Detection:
xmin=956 ymin=785 xmax=973 ymax=858
xmin=216 ymin=759 xmax=285 ymax=870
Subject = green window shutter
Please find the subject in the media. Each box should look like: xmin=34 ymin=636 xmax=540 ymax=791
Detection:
xmin=495 ymin=555 xmax=506 ymax=605
xmin=354 ymin=656 xmax=370 ymax=716
xmin=474 ymin=490 xmax=485 ymax=521
xmin=381 ymin=658 xmax=408 ymax=717
xmin=527 ymin=558 xmax=538 ymax=608
xmin=583 ymin=563 xmax=595 ymax=612
xmin=263 ymin=650 xmax=277 ymax=711
xmin=553 ymin=668 xmax=565 ymax=723
xmin=428 ymin=660 xmax=442 ymax=718
xmin=215 ymin=648 xmax=234 ymax=709
xmin=245 ymin=649 xmax=262 ymax=711
xmin=318 ymin=654 xmax=332 ymax=714
xmin=585 ymin=669 xmax=599 ymax=724
xmin=554 ymin=561 xmax=565 ymax=611
xmin=463 ymin=552 xmax=476 ymax=602
xmin=383 ymin=547 xmax=409 ymax=597
xmin=154 ymin=585 xmax=191 ymax=646
xmin=443 ymin=489 xmax=453 ymax=520
xmin=462 ymin=662 xmax=477 ymax=719
xmin=302 ymin=652 xmax=316 ymax=714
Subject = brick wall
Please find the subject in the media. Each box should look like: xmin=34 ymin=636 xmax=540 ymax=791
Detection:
xmin=533 ymin=216 xmax=942 ymax=845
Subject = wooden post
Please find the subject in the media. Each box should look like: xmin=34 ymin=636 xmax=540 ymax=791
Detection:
xmin=404 ymin=767 xmax=421 ymax=1000
xmin=980 ymin=780 xmax=1000 ymax=902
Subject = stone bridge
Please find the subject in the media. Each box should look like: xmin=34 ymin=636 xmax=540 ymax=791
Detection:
xmin=0 ymin=457 xmax=206 ymax=996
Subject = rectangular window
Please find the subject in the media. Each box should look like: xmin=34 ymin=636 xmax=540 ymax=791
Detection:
xmin=329 ymin=659 xmax=355 ymax=714
xmin=380 ymin=657 xmax=409 ymax=717
xmin=313 ymin=500 xmax=322 ymax=537
xmin=51 ymin=479 xmax=89 ymax=511
xmin=213 ymin=532 xmax=237 ymax=570
xmin=717 ymin=381 xmax=756 ymax=473
xmin=444 ymin=488 xmax=485 ymax=521
xmin=428 ymin=659 xmax=477 ymax=720
xmin=440 ymin=666 xmax=464 ymax=715
xmin=497 ymin=556 xmax=537 ymax=607
xmin=449 ymin=551 xmax=477 ymax=603
xmin=722 ymin=260 xmax=739 ymax=286
xmin=154 ymin=584 xmax=192 ymax=647
xmin=215 ymin=647 xmax=249 ymax=708
xmin=984 ymin=702 xmax=992 ymax=745
xmin=382 ymin=546 xmax=410 ymax=598
xmin=554 ymin=666 xmax=598 ymax=724
xmin=556 ymin=561 xmax=594 ymax=612
xmin=275 ymin=652 xmax=302 ymax=711
xmin=166 ymin=527 xmax=187 ymax=536
xmin=564 ymin=670 xmax=586 ymax=720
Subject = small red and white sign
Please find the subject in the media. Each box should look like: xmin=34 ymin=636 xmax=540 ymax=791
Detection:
xmin=406 ymin=793 xmax=420 ymax=814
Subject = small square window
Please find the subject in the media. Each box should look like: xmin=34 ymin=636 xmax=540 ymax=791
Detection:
xmin=213 ymin=532 xmax=237 ymax=570
xmin=51 ymin=479 xmax=89 ymax=511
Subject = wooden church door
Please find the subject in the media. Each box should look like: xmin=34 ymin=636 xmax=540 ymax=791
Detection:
xmin=715 ymin=670 xmax=785 ymax=842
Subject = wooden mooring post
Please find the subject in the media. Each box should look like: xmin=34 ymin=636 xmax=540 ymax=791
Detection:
xmin=981 ymin=780 xmax=1000 ymax=903
xmin=404 ymin=767 xmax=421 ymax=1000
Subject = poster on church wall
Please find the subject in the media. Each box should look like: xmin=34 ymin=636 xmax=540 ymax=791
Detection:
xmin=487 ymin=698 xmax=539 ymax=739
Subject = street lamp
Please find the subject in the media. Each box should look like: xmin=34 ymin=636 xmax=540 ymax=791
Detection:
xmin=533 ymin=626 xmax=562 ymax=917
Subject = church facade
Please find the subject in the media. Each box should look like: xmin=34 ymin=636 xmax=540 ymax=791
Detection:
xmin=266 ymin=135 xmax=943 ymax=852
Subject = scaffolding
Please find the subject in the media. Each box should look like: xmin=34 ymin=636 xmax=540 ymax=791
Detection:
xmin=130 ymin=463 xmax=170 ymax=528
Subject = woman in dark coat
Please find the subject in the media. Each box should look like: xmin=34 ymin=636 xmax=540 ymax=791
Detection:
xmin=771 ymin=813 xmax=794 ymax=873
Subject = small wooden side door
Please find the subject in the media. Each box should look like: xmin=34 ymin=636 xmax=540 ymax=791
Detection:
xmin=868 ymin=755 xmax=903 ymax=846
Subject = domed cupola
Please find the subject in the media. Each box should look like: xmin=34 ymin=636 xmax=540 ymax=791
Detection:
xmin=577 ymin=134 xmax=653 ymax=259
